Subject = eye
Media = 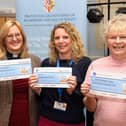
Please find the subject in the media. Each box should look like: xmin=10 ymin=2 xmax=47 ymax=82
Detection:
xmin=7 ymin=33 xmax=21 ymax=40
xmin=54 ymin=36 xmax=69 ymax=40
xmin=109 ymin=36 xmax=116 ymax=40
xmin=7 ymin=34 xmax=13 ymax=38
xmin=54 ymin=36 xmax=60 ymax=40
xmin=15 ymin=33 xmax=21 ymax=37
xmin=120 ymin=36 xmax=126 ymax=39
xmin=63 ymin=36 xmax=69 ymax=39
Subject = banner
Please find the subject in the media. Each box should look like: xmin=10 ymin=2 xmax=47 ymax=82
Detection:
xmin=16 ymin=0 xmax=87 ymax=59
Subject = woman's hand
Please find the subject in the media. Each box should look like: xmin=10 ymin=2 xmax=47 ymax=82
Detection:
xmin=66 ymin=75 xmax=77 ymax=95
xmin=29 ymin=74 xmax=41 ymax=94
xmin=81 ymin=82 xmax=97 ymax=112
xmin=81 ymin=83 xmax=90 ymax=96
xmin=81 ymin=82 xmax=96 ymax=99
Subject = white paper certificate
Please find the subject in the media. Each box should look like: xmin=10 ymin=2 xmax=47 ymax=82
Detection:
xmin=0 ymin=58 xmax=32 ymax=81
xmin=90 ymin=71 xmax=126 ymax=99
xmin=34 ymin=67 xmax=72 ymax=88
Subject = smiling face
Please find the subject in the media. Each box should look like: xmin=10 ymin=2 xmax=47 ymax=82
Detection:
xmin=107 ymin=31 xmax=126 ymax=59
xmin=54 ymin=28 xmax=72 ymax=59
xmin=104 ymin=14 xmax=126 ymax=60
xmin=5 ymin=25 xmax=23 ymax=54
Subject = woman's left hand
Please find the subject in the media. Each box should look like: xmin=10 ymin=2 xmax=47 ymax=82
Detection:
xmin=66 ymin=75 xmax=77 ymax=95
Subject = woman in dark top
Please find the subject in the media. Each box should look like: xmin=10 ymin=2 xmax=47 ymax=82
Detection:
xmin=0 ymin=20 xmax=41 ymax=126
xmin=29 ymin=22 xmax=93 ymax=126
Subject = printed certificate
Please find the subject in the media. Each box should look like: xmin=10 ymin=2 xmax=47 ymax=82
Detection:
xmin=90 ymin=71 xmax=126 ymax=99
xmin=0 ymin=58 xmax=32 ymax=81
xmin=34 ymin=67 xmax=72 ymax=88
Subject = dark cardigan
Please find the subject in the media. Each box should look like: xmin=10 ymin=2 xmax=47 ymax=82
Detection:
xmin=38 ymin=57 xmax=92 ymax=124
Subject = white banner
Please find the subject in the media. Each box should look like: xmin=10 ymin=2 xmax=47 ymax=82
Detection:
xmin=16 ymin=0 xmax=87 ymax=59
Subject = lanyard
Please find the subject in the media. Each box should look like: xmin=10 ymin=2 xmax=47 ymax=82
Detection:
xmin=56 ymin=59 xmax=73 ymax=67
xmin=56 ymin=59 xmax=74 ymax=101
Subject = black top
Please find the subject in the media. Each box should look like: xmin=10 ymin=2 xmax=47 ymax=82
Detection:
xmin=7 ymin=51 xmax=21 ymax=60
xmin=39 ymin=57 xmax=92 ymax=124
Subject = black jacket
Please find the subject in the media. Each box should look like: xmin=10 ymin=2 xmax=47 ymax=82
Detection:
xmin=38 ymin=57 xmax=93 ymax=125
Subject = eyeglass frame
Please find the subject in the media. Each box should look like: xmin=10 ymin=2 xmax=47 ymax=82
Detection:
xmin=6 ymin=33 xmax=22 ymax=40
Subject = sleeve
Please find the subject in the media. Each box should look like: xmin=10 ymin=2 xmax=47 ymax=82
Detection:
xmin=86 ymin=110 xmax=94 ymax=126
xmin=70 ymin=57 xmax=91 ymax=101
xmin=76 ymin=57 xmax=94 ymax=126
xmin=84 ymin=63 xmax=94 ymax=126
xmin=83 ymin=63 xmax=93 ymax=84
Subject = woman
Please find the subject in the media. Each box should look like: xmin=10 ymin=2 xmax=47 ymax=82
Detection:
xmin=81 ymin=14 xmax=126 ymax=126
xmin=29 ymin=22 xmax=92 ymax=126
xmin=0 ymin=20 xmax=41 ymax=126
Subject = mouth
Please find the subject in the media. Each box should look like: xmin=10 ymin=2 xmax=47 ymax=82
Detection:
xmin=113 ymin=45 xmax=124 ymax=49
xmin=58 ymin=45 xmax=66 ymax=49
xmin=11 ymin=41 xmax=21 ymax=45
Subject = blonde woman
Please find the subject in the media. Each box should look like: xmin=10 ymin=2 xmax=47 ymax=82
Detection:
xmin=29 ymin=22 xmax=92 ymax=126
xmin=0 ymin=20 xmax=41 ymax=126
xmin=81 ymin=14 xmax=126 ymax=126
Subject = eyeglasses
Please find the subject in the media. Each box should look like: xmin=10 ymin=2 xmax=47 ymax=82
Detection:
xmin=108 ymin=36 xmax=126 ymax=41
xmin=6 ymin=33 xmax=22 ymax=40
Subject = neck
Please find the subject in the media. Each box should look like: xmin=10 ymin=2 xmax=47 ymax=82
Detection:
xmin=7 ymin=49 xmax=21 ymax=55
xmin=111 ymin=55 xmax=126 ymax=63
xmin=59 ymin=53 xmax=72 ymax=60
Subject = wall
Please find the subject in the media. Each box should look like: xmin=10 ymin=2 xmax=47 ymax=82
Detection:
xmin=0 ymin=0 xmax=126 ymax=59
xmin=0 ymin=0 xmax=15 ymax=29
xmin=0 ymin=0 xmax=15 ymax=15
xmin=87 ymin=0 xmax=126 ymax=59
xmin=0 ymin=0 xmax=15 ymax=8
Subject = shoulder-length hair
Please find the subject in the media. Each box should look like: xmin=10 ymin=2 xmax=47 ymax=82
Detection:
xmin=49 ymin=22 xmax=85 ymax=63
xmin=0 ymin=20 xmax=29 ymax=58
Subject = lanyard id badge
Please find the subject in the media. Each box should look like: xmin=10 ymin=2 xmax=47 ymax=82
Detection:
xmin=53 ymin=87 xmax=67 ymax=111
xmin=53 ymin=59 xmax=73 ymax=111
xmin=53 ymin=101 xmax=67 ymax=111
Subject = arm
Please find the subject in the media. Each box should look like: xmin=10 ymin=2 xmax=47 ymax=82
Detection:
xmin=81 ymin=83 xmax=97 ymax=112
xmin=29 ymin=74 xmax=41 ymax=95
xmin=66 ymin=57 xmax=91 ymax=100
xmin=83 ymin=95 xmax=97 ymax=112
xmin=66 ymin=75 xmax=77 ymax=95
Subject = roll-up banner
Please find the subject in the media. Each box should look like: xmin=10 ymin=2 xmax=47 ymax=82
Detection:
xmin=16 ymin=0 xmax=87 ymax=59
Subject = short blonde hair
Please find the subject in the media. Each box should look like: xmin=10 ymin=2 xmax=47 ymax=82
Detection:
xmin=0 ymin=20 xmax=29 ymax=58
xmin=49 ymin=22 xmax=85 ymax=63
xmin=104 ymin=14 xmax=126 ymax=39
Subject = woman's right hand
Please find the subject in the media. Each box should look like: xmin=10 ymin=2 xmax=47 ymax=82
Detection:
xmin=81 ymin=83 xmax=90 ymax=96
xmin=81 ymin=82 xmax=97 ymax=98
xmin=29 ymin=74 xmax=41 ymax=94
xmin=81 ymin=82 xmax=97 ymax=111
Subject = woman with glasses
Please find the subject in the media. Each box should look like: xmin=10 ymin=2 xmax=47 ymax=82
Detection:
xmin=0 ymin=20 xmax=41 ymax=126
xmin=29 ymin=22 xmax=92 ymax=126
xmin=81 ymin=14 xmax=126 ymax=126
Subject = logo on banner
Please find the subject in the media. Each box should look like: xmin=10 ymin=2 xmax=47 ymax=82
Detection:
xmin=43 ymin=0 xmax=55 ymax=13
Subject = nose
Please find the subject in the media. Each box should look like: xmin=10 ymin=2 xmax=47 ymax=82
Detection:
xmin=115 ymin=36 xmax=121 ymax=43
xmin=59 ymin=37 xmax=64 ymax=42
xmin=12 ymin=35 xmax=17 ymax=40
